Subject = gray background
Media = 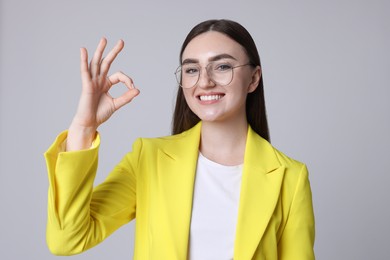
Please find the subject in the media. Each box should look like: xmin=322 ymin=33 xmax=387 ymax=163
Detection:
xmin=0 ymin=0 xmax=389 ymax=259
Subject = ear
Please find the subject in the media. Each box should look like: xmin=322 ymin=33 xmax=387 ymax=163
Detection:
xmin=247 ymin=66 xmax=261 ymax=93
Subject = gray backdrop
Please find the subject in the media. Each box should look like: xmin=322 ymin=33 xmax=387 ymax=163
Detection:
xmin=1 ymin=0 xmax=389 ymax=259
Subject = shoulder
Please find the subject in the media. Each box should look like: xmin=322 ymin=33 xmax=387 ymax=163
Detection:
xmin=247 ymin=128 xmax=309 ymax=191
xmin=121 ymin=125 xmax=201 ymax=171
xmin=264 ymin=145 xmax=311 ymax=199
xmin=130 ymin=123 xmax=201 ymax=154
xmin=272 ymin=146 xmax=306 ymax=171
xmin=247 ymin=126 xmax=307 ymax=173
xmin=136 ymin=128 xmax=194 ymax=148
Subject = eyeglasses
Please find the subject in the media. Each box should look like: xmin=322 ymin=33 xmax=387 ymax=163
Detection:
xmin=174 ymin=61 xmax=253 ymax=88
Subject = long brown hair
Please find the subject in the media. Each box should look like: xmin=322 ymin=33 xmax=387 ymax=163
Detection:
xmin=172 ymin=19 xmax=270 ymax=142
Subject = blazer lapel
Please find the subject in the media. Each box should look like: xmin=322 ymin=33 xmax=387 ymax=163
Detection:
xmin=234 ymin=127 xmax=285 ymax=259
xmin=153 ymin=123 xmax=201 ymax=259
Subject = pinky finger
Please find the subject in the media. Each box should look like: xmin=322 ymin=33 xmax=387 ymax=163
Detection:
xmin=80 ymin=47 xmax=91 ymax=84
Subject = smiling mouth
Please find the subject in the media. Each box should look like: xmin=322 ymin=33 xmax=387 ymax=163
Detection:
xmin=198 ymin=94 xmax=224 ymax=101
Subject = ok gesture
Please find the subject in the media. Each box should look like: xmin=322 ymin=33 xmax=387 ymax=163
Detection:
xmin=67 ymin=38 xmax=140 ymax=151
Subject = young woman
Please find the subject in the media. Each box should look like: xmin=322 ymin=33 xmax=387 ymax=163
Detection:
xmin=45 ymin=19 xmax=315 ymax=260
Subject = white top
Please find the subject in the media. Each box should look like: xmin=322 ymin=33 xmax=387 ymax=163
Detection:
xmin=188 ymin=153 xmax=243 ymax=260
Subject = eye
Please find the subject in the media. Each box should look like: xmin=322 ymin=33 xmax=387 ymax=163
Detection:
xmin=214 ymin=63 xmax=232 ymax=72
xmin=183 ymin=65 xmax=199 ymax=75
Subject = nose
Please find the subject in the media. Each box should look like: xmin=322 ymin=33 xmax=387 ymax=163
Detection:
xmin=196 ymin=67 xmax=215 ymax=89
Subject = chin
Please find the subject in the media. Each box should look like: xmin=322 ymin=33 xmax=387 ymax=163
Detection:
xmin=196 ymin=112 xmax=225 ymax=123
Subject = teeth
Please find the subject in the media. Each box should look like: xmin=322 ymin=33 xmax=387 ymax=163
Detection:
xmin=199 ymin=95 xmax=222 ymax=101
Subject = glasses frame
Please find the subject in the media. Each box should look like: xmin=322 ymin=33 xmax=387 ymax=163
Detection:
xmin=175 ymin=62 xmax=253 ymax=88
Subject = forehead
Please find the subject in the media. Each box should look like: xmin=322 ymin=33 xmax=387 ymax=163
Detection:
xmin=182 ymin=31 xmax=247 ymax=62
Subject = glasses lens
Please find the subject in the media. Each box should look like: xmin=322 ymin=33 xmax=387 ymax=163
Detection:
xmin=208 ymin=62 xmax=233 ymax=86
xmin=177 ymin=64 xmax=200 ymax=88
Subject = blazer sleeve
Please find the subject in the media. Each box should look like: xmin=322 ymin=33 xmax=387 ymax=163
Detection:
xmin=44 ymin=131 xmax=141 ymax=255
xmin=278 ymin=164 xmax=316 ymax=260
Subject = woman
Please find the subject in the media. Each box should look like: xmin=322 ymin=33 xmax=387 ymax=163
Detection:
xmin=45 ymin=19 xmax=315 ymax=259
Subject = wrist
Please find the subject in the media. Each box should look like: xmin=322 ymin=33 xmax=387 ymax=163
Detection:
xmin=66 ymin=123 xmax=97 ymax=151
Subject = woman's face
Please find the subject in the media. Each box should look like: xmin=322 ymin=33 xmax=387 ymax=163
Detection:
xmin=181 ymin=31 xmax=260 ymax=124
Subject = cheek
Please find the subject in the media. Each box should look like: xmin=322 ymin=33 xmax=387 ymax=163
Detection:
xmin=182 ymin=89 xmax=192 ymax=103
xmin=230 ymin=72 xmax=249 ymax=90
xmin=231 ymin=78 xmax=252 ymax=98
xmin=182 ymin=89 xmax=197 ymax=110
xmin=182 ymin=88 xmax=190 ymax=97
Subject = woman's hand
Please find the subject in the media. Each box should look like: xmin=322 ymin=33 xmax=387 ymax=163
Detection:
xmin=67 ymin=38 xmax=140 ymax=151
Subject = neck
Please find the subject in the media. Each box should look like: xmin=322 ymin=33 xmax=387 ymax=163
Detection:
xmin=200 ymin=117 xmax=249 ymax=166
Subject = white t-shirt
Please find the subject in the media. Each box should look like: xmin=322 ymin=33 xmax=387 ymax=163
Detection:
xmin=188 ymin=153 xmax=243 ymax=260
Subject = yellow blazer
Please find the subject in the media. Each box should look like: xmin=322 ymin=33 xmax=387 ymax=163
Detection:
xmin=45 ymin=122 xmax=315 ymax=259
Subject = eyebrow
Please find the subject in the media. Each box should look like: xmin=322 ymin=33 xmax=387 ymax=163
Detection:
xmin=182 ymin=53 xmax=238 ymax=65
